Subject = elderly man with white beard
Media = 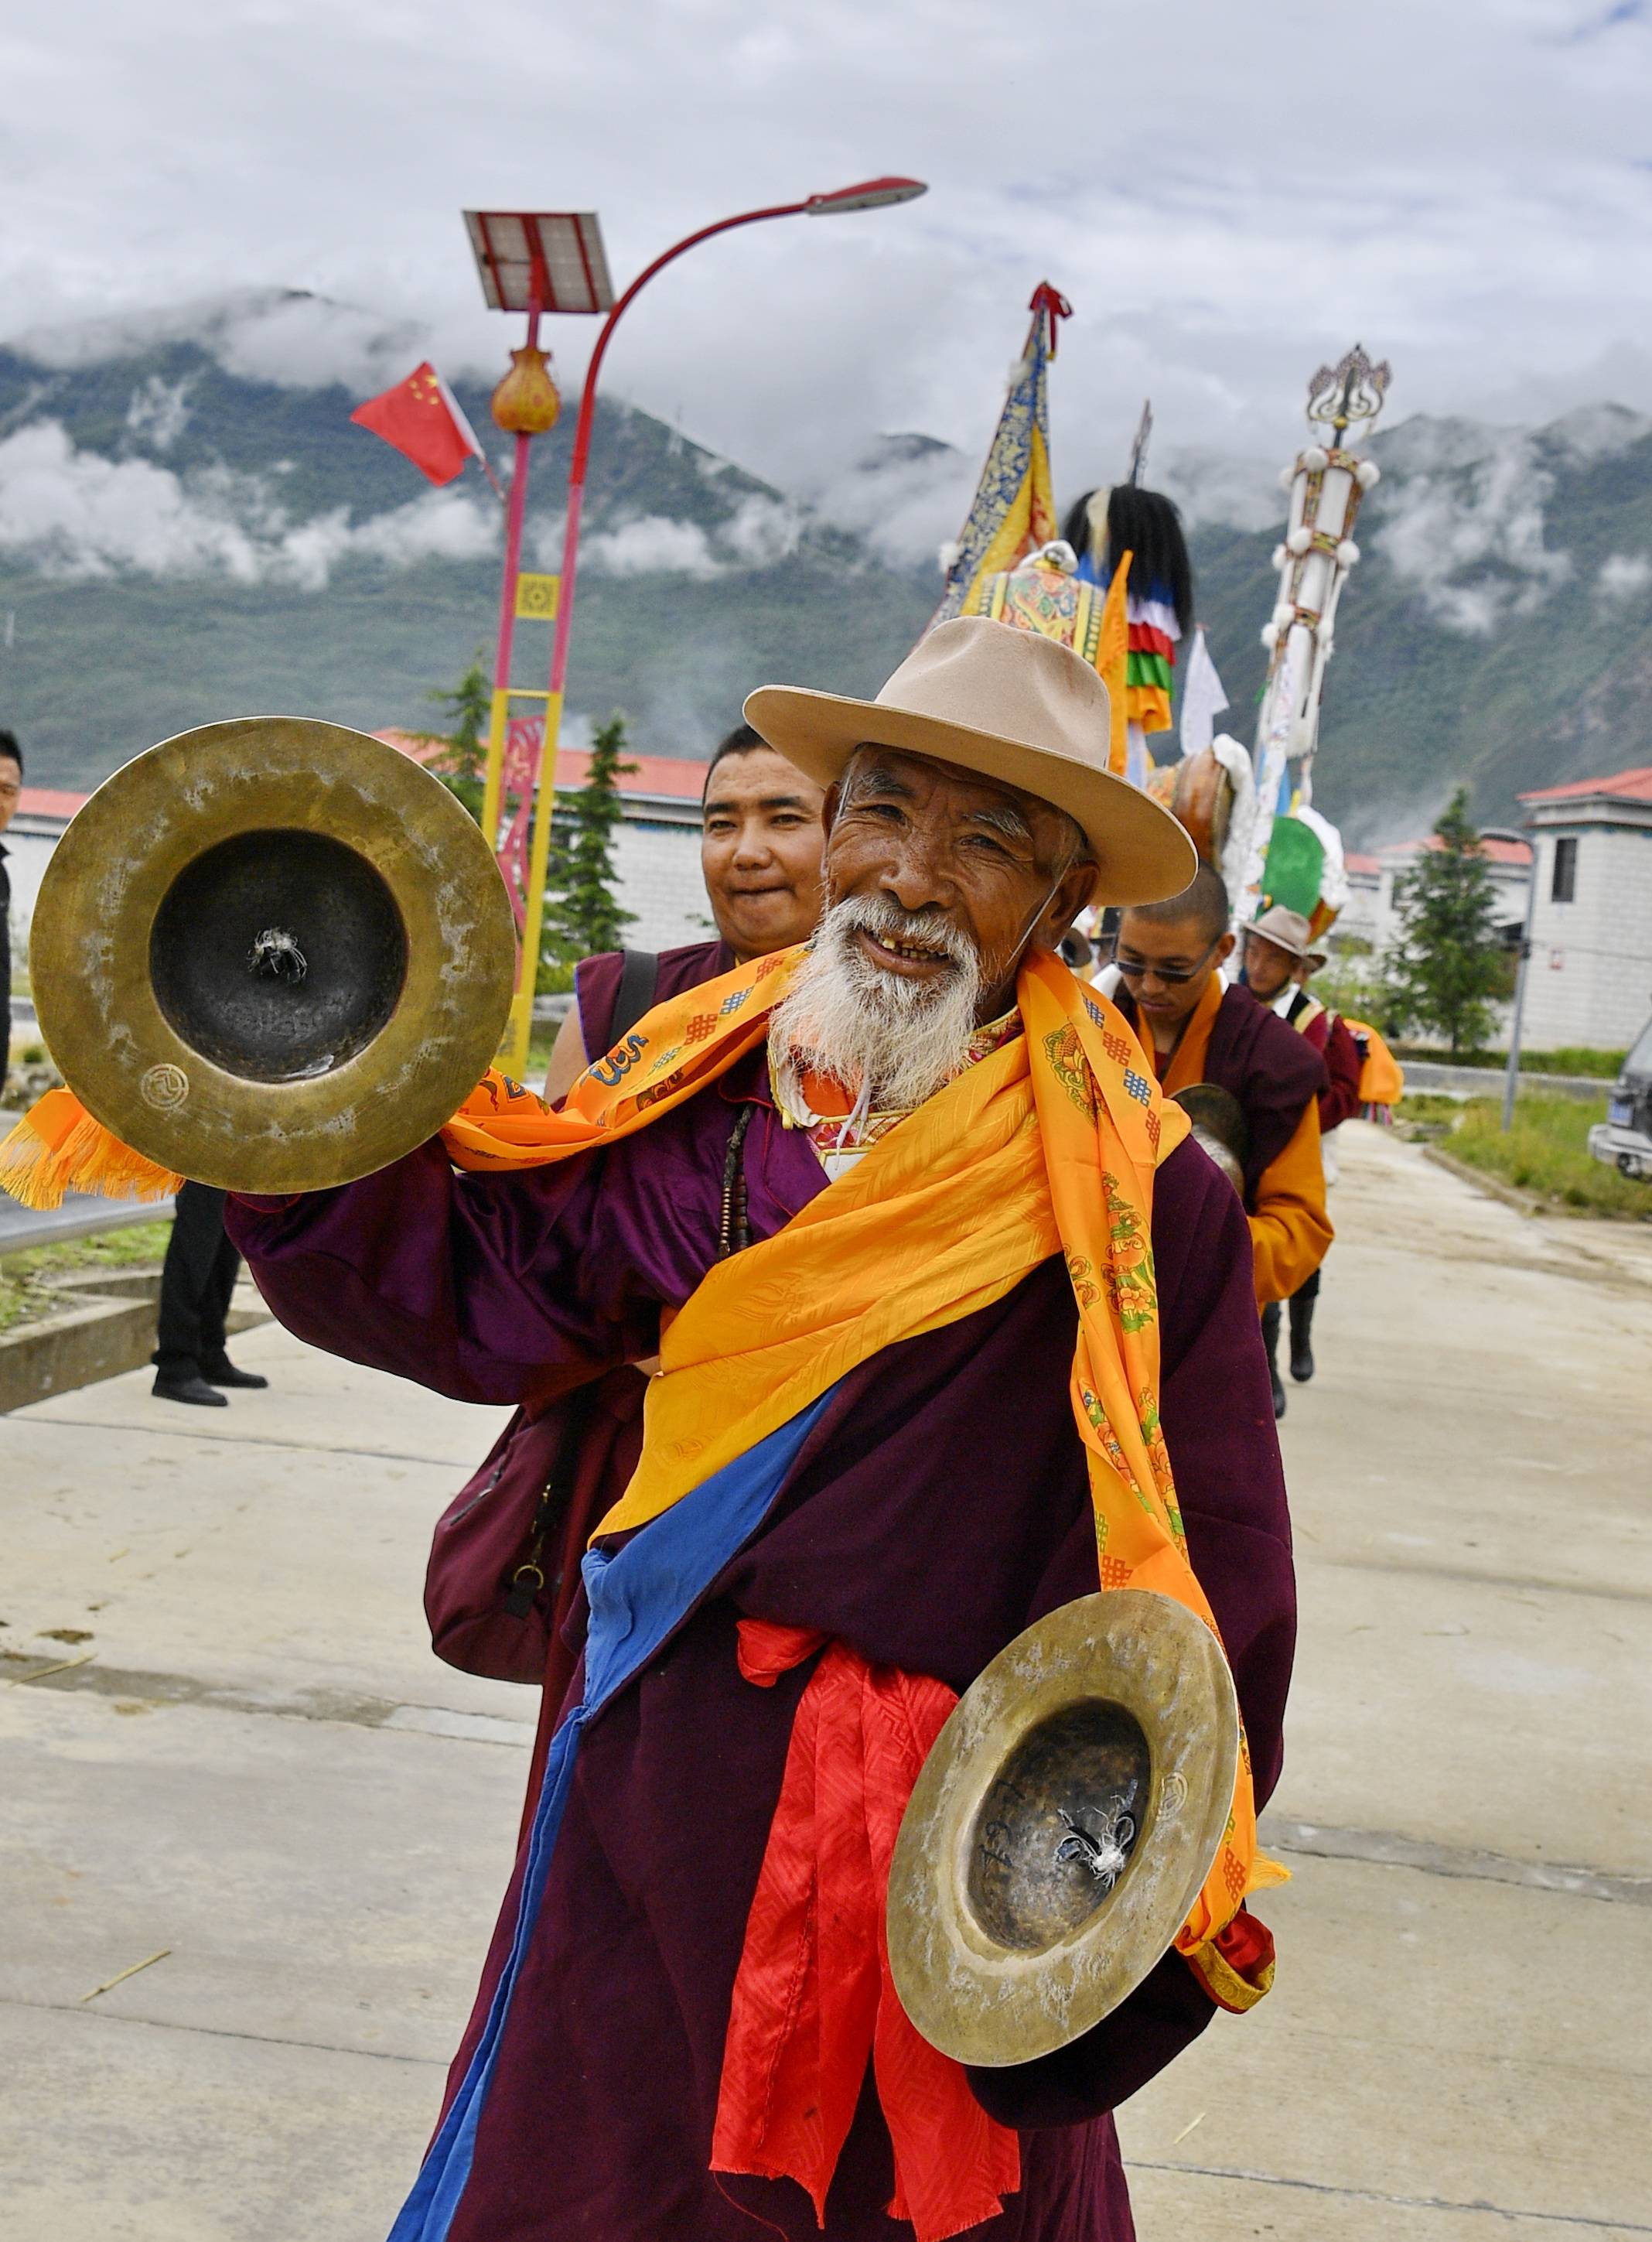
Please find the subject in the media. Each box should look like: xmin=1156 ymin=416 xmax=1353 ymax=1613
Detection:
xmin=228 ymin=618 xmax=1295 ymax=2242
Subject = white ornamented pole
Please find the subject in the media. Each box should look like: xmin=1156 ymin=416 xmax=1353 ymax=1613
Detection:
xmin=1238 ymin=344 xmax=1391 ymax=920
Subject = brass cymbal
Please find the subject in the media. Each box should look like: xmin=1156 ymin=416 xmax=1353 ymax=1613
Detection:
xmin=31 ymin=717 xmax=517 ymax=1194
xmin=885 ymin=1588 xmax=1239 ymax=2067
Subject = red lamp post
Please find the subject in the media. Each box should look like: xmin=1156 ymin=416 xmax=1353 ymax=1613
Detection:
xmin=501 ymin=176 xmax=927 ymax=1074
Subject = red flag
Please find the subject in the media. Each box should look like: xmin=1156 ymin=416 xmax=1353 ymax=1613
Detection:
xmin=350 ymin=362 xmax=481 ymax=487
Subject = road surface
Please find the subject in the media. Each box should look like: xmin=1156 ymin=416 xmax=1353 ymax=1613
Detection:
xmin=1 ymin=1122 xmax=1647 ymax=2239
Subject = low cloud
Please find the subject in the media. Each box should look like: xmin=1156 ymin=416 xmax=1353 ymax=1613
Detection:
xmin=0 ymin=417 xmax=495 ymax=589
xmin=581 ymin=514 xmax=722 ymax=579
xmin=15 ymin=287 xmax=424 ymax=396
xmin=807 ymin=433 xmax=974 ymax=572
xmin=1598 ymin=550 xmax=1652 ymax=600
xmin=125 ymin=371 xmax=196 ymax=449
xmin=576 ymin=495 xmax=807 ymax=581
xmin=1371 ymin=429 xmax=1572 ymax=636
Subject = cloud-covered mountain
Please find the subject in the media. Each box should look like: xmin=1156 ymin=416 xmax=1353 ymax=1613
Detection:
xmin=0 ymin=298 xmax=933 ymax=781
xmin=2 ymin=298 xmax=1650 ymax=842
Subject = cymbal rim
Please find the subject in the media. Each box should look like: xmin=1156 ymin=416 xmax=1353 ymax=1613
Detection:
xmin=885 ymin=1588 xmax=1240 ymax=2068
xmin=32 ymin=718 xmax=517 ymax=1193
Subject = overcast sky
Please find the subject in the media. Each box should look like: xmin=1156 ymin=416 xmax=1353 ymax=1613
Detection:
xmin=5 ymin=0 xmax=1652 ymax=497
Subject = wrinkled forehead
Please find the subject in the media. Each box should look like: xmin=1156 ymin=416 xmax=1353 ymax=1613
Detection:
xmin=838 ymin=744 xmax=1058 ymax=845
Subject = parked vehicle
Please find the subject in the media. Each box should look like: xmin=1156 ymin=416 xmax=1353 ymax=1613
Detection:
xmin=1588 ymin=1014 xmax=1652 ymax=1181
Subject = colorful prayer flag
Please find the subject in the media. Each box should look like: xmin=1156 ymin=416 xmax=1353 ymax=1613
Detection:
xmin=933 ymin=285 xmax=1070 ymax=626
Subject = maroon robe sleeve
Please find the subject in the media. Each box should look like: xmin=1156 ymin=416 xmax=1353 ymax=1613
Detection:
xmin=1317 ymin=1013 xmax=1364 ymax=1132
xmin=969 ymin=1137 xmax=1295 ymax=2131
xmin=225 ymin=1144 xmax=655 ymax=1406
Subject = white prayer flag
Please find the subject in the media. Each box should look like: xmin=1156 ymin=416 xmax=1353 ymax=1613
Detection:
xmin=1178 ymin=626 xmax=1228 ymax=760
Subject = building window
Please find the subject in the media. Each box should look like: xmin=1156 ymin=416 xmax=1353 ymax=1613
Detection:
xmin=1551 ymin=836 xmax=1577 ymax=904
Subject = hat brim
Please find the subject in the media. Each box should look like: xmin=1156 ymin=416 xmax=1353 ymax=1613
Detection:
xmin=743 ymin=683 xmax=1196 ymax=908
xmin=1243 ymin=921 xmax=1312 ymax=962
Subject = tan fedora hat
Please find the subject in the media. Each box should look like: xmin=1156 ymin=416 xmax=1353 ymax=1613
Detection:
xmin=744 ymin=617 xmax=1196 ymax=907
xmin=1244 ymin=904 xmax=1314 ymax=961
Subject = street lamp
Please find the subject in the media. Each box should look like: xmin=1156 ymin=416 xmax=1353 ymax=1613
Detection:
xmin=1480 ymin=825 xmax=1537 ymax=1133
xmin=500 ymin=176 xmax=928 ymax=1074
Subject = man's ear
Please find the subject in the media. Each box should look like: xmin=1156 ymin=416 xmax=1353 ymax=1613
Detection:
xmin=1216 ymin=928 xmax=1237 ymax=967
xmin=1039 ymin=863 xmax=1097 ymax=948
xmin=821 ymin=781 xmax=842 ymax=836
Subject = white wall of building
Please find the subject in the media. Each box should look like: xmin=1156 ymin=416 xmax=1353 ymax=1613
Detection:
xmin=4 ymin=821 xmax=59 ymax=966
xmin=1517 ymin=822 xmax=1652 ymax=1052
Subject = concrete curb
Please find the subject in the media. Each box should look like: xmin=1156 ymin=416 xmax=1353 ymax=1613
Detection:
xmin=0 ymin=1266 xmax=266 ymax=1413
xmin=1423 ymin=1143 xmax=1561 ymax=1220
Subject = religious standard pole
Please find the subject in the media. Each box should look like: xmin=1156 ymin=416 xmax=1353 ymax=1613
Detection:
xmin=1238 ymin=345 xmax=1391 ymax=924
xmin=503 ymin=177 xmax=928 ymax=1075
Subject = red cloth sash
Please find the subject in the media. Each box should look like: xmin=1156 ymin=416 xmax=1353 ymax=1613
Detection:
xmin=712 ymin=1619 xmax=1021 ymax=2240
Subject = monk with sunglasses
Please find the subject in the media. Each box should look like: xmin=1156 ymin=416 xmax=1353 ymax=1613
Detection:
xmin=1114 ymin=865 xmax=1331 ymax=1417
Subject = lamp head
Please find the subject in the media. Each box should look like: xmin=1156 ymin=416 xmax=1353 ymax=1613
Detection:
xmin=806 ymin=176 xmax=927 ymax=215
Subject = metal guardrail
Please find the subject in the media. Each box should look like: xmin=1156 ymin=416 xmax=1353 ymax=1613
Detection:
xmin=0 ymin=1193 xmax=175 ymax=1259
xmin=1400 ymin=1061 xmax=1609 ymax=1105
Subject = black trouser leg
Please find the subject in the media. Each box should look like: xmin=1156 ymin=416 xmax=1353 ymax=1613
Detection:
xmin=197 ymin=1228 xmax=243 ymax=1373
xmin=1260 ymin=1300 xmax=1286 ymax=1420
xmin=153 ymin=1183 xmax=234 ymax=1380
xmin=1288 ymin=1264 xmax=1319 ymax=1383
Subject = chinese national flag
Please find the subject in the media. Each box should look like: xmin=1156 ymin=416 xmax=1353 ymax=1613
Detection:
xmin=350 ymin=362 xmax=481 ymax=487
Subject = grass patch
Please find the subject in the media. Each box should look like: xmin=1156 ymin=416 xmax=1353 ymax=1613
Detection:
xmin=1390 ymin=1044 xmax=1627 ymax=1079
xmin=1444 ymin=1095 xmax=1650 ymax=1218
xmin=0 ymin=1222 xmax=172 ymax=1335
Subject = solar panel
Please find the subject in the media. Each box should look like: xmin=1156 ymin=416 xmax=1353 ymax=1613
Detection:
xmin=462 ymin=211 xmax=615 ymax=315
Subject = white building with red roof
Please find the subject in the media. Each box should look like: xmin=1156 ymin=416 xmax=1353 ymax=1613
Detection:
xmin=1515 ymin=764 xmax=1652 ymax=1051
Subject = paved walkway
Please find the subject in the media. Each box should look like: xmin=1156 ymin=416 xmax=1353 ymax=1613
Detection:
xmin=1 ymin=1123 xmax=1647 ymax=2240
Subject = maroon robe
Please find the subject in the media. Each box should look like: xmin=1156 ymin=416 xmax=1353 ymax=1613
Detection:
xmin=227 ymin=1058 xmax=1294 ymax=2242
xmin=1118 ymin=980 xmax=1326 ymax=1198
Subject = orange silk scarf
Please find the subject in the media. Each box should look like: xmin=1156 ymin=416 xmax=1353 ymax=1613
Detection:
xmin=0 ymin=941 xmax=1278 ymax=1956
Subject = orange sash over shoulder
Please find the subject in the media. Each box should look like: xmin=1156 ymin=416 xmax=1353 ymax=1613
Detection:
xmin=0 ymin=942 xmax=1280 ymax=1959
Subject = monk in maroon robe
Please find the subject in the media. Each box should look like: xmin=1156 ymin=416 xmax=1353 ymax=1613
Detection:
xmin=229 ymin=621 xmax=1295 ymax=2242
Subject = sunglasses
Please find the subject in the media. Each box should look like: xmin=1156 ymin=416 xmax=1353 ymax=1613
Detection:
xmin=1114 ymin=936 xmax=1220 ymax=988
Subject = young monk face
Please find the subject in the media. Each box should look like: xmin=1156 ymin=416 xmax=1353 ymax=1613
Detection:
xmin=820 ymin=747 xmax=1094 ymax=1020
xmin=1241 ymin=929 xmax=1299 ymax=1004
xmin=1114 ymin=908 xmax=1236 ymax=1041
xmin=700 ymin=745 xmax=827 ymax=962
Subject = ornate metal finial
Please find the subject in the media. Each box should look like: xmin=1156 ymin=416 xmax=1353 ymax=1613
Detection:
xmin=1126 ymin=398 xmax=1153 ymax=486
xmin=1306 ymin=343 xmax=1391 ymax=439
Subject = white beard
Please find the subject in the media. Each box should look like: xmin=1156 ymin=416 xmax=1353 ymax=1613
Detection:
xmin=767 ymin=894 xmax=985 ymax=1113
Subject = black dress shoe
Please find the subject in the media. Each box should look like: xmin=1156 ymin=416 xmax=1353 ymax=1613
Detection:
xmin=152 ymin=1373 xmax=229 ymax=1408
xmin=201 ymin=1359 xmax=269 ymax=1389
xmin=1270 ymin=1361 xmax=1287 ymax=1420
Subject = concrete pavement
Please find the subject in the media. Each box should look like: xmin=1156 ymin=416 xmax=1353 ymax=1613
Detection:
xmin=2 ymin=1123 xmax=1648 ymax=2239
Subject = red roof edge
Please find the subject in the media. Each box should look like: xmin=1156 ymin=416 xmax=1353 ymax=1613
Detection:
xmin=1518 ymin=764 xmax=1652 ymax=805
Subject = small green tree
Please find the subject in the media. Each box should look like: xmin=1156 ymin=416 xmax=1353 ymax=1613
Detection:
xmin=538 ymin=711 xmax=639 ymax=991
xmin=425 ymin=651 xmax=491 ymax=823
xmin=1384 ymin=789 xmax=1507 ymax=1055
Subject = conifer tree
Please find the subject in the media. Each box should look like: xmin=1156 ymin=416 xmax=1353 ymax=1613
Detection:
xmin=426 ymin=651 xmax=491 ymax=824
xmin=538 ymin=712 xmax=639 ymax=990
xmin=1384 ymin=789 xmax=1509 ymax=1055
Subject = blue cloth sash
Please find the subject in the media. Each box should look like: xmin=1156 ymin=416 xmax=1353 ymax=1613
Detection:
xmin=387 ymin=1389 xmax=835 ymax=2241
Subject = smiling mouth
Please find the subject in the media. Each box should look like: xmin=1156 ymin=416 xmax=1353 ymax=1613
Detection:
xmin=857 ymin=926 xmax=956 ymax=975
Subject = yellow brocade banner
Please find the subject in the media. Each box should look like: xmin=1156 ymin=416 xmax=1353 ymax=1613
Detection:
xmin=0 ymin=941 xmax=1280 ymax=1960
